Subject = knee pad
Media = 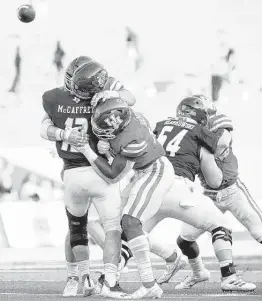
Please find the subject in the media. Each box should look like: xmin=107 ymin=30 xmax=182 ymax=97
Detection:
xmin=177 ymin=236 xmax=200 ymax=259
xmin=66 ymin=208 xmax=88 ymax=248
xmin=100 ymin=215 xmax=121 ymax=233
xmin=211 ymin=227 xmax=232 ymax=245
xmin=121 ymin=214 xmax=143 ymax=241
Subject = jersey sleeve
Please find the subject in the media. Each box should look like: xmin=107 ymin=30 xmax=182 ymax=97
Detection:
xmin=120 ymin=140 xmax=148 ymax=158
xmin=42 ymin=90 xmax=53 ymax=118
xmin=195 ymin=125 xmax=222 ymax=154
xmin=108 ymin=77 xmax=124 ymax=91
xmin=208 ymin=113 xmax=233 ymax=132
xmin=153 ymin=121 xmax=164 ymax=137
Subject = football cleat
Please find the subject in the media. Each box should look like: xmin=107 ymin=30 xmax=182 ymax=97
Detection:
xmin=175 ymin=269 xmax=211 ymax=289
xmin=98 ymin=273 xmax=126 ymax=298
xmin=124 ymin=283 xmax=163 ymax=299
xmin=157 ymin=253 xmax=188 ymax=284
xmin=82 ymin=274 xmax=100 ymax=296
xmin=62 ymin=276 xmax=79 ymax=297
xmin=221 ymin=274 xmax=256 ymax=292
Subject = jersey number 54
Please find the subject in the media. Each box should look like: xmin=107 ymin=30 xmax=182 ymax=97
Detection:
xmin=157 ymin=126 xmax=188 ymax=157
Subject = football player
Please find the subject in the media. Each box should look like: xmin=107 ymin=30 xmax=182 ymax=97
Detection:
xmin=139 ymin=95 xmax=256 ymax=292
xmin=71 ymin=96 xmax=254 ymax=298
xmin=40 ymin=56 xmax=135 ymax=298
xmin=173 ymin=104 xmax=262 ymax=290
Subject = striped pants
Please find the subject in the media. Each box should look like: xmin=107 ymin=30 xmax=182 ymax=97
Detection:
xmin=121 ymin=156 xmax=174 ymax=224
xmin=179 ymin=178 xmax=262 ymax=243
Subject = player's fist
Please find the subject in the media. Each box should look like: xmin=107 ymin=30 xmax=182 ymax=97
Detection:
xmin=91 ymin=90 xmax=119 ymax=108
xmin=97 ymin=139 xmax=110 ymax=154
xmin=63 ymin=126 xmax=89 ymax=146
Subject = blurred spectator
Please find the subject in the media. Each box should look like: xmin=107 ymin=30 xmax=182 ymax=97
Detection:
xmin=53 ymin=41 xmax=65 ymax=83
xmin=19 ymin=173 xmax=40 ymax=201
xmin=211 ymin=31 xmax=236 ymax=102
xmin=8 ymin=46 xmax=21 ymax=93
xmin=126 ymin=27 xmax=142 ymax=72
xmin=0 ymin=158 xmax=13 ymax=200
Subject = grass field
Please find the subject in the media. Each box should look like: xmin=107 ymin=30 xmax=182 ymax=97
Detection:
xmin=0 ymin=257 xmax=261 ymax=301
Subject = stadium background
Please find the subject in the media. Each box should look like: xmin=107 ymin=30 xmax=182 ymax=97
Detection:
xmin=0 ymin=0 xmax=262 ymax=259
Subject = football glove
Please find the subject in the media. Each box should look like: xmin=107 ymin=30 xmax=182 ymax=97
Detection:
xmin=91 ymin=90 xmax=120 ymax=108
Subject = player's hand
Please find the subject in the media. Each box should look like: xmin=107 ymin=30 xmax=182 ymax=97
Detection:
xmin=63 ymin=126 xmax=89 ymax=146
xmin=91 ymin=90 xmax=120 ymax=108
xmin=72 ymin=142 xmax=90 ymax=154
xmin=97 ymin=139 xmax=110 ymax=154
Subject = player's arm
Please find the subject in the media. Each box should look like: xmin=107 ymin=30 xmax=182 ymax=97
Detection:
xmin=200 ymin=147 xmax=223 ymax=189
xmin=118 ymin=88 xmax=136 ymax=106
xmin=196 ymin=126 xmax=230 ymax=154
xmin=40 ymin=113 xmax=63 ymax=141
xmin=214 ymin=129 xmax=232 ymax=160
xmin=77 ymin=144 xmax=135 ymax=184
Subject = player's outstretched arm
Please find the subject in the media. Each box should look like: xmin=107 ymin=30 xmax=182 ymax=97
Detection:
xmin=75 ymin=143 xmax=134 ymax=184
xmin=200 ymin=147 xmax=223 ymax=189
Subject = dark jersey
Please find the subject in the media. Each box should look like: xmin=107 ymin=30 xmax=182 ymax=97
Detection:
xmin=42 ymin=77 xmax=124 ymax=170
xmin=154 ymin=117 xmax=220 ymax=181
xmin=42 ymin=87 xmax=97 ymax=169
xmin=110 ymin=111 xmax=165 ymax=169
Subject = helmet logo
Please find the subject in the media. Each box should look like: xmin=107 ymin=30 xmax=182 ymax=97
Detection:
xmin=104 ymin=113 xmax=123 ymax=130
xmin=93 ymin=70 xmax=107 ymax=88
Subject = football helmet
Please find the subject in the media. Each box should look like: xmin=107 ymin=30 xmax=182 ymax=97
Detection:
xmin=91 ymin=97 xmax=131 ymax=140
xmin=64 ymin=56 xmax=94 ymax=92
xmin=71 ymin=61 xmax=108 ymax=99
xmin=176 ymin=94 xmax=208 ymax=126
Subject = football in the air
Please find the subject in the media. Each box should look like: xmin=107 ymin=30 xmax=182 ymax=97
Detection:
xmin=17 ymin=5 xmax=36 ymax=23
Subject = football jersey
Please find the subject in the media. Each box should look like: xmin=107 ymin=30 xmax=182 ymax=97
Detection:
xmin=109 ymin=111 xmax=165 ymax=169
xmin=42 ymin=77 xmax=123 ymax=170
xmin=201 ymin=112 xmax=238 ymax=189
xmin=154 ymin=117 xmax=220 ymax=182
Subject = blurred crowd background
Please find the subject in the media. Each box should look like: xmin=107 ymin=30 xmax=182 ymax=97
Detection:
xmin=0 ymin=0 xmax=262 ymax=249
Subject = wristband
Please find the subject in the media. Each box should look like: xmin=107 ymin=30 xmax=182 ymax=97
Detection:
xmin=83 ymin=146 xmax=98 ymax=163
xmin=55 ymin=129 xmax=64 ymax=141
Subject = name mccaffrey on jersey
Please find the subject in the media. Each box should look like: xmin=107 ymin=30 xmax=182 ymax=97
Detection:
xmin=57 ymin=105 xmax=92 ymax=114
xmin=164 ymin=119 xmax=195 ymax=130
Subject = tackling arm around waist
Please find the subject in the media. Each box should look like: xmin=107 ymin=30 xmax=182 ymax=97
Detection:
xmin=82 ymin=145 xmax=135 ymax=184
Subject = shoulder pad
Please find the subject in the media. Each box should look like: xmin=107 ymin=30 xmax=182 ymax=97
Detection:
xmin=121 ymin=140 xmax=147 ymax=158
xmin=208 ymin=113 xmax=233 ymax=132
xmin=107 ymin=77 xmax=124 ymax=91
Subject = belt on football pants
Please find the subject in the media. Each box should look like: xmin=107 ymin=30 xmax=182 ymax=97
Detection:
xmin=203 ymin=179 xmax=237 ymax=202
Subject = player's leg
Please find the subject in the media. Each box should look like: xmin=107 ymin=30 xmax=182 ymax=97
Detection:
xmin=142 ymin=211 xmax=188 ymax=284
xmin=175 ymin=224 xmax=211 ymax=289
xmin=174 ymin=195 xmax=228 ymax=289
xmin=121 ymin=157 xmax=174 ymax=299
xmin=91 ymin=180 xmax=124 ymax=298
xmin=230 ymin=179 xmax=262 ymax=243
xmin=63 ymin=167 xmax=98 ymax=297
xmin=161 ymin=176 xmax=256 ymax=291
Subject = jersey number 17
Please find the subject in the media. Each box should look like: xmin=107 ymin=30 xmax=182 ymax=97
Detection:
xmin=157 ymin=126 xmax=188 ymax=157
